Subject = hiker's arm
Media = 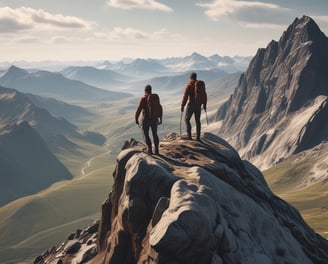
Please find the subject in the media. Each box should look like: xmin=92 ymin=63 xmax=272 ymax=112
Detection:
xmin=135 ymin=98 xmax=144 ymax=124
xmin=204 ymin=92 xmax=208 ymax=111
xmin=158 ymin=112 xmax=162 ymax=125
xmin=181 ymin=85 xmax=189 ymax=112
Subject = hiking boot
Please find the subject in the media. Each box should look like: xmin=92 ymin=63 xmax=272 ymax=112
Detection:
xmin=148 ymin=149 xmax=153 ymax=155
xmin=196 ymin=137 xmax=201 ymax=142
xmin=155 ymin=149 xmax=159 ymax=155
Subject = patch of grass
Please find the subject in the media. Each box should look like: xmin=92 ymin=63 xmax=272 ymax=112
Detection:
xmin=0 ymin=162 xmax=115 ymax=263
xmin=263 ymin=156 xmax=313 ymax=195
xmin=264 ymin=160 xmax=328 ymax=239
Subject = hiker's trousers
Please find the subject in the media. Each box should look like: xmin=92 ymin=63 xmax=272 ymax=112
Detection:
xmin=142 ymin=119 xmax=159 ymax=152
xmin=185 ymin=105 xmax=201 ymax=139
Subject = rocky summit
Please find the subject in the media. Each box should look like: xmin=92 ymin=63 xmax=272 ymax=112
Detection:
xmin=216 ymin=15 xmax=328 ymax=170
xmin=37 ymin=133 xmax=328 ymax=264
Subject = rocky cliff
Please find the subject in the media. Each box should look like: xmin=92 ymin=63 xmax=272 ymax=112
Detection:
xmin=37 ymin=133 xmax=328 ymax=264
xmin=216 ymin=16 xmax=328 ymax=169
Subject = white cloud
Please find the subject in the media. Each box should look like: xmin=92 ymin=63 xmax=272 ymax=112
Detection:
xmin=29 ymin=8 xmax=92 ymax=29
xmin=0 ymin=6 xmax=93 ymax=33
xmin=105 ymin=27 xmax=182 ymax=42
xmin=110 ymin=27 xmax=149 ymax=39
xmin=197 ymin=0 xmax=291 ymax=27
xmin=106 ymin=0 xmax=173 ymax=12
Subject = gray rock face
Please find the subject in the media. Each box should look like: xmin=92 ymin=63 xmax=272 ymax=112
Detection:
xmin=93 ymin=133 xmax=328 ymax=264
xmin=216 ymin=16 xmax=328 ymax=169
xmin=35 ymin=221 xmax=99 ymax=264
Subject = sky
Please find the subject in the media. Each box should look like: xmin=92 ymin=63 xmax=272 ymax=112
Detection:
xmin=0 ymin=0 xmax=327 ymax=62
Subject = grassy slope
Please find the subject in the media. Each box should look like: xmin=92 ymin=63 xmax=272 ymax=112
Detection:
xmin=0 ymin=111 xmax=119 ymax=264
xmin=263 ymin=156 xmax=328 ymax=239
xmin=0 ymin=159 xmax=115 ymax=264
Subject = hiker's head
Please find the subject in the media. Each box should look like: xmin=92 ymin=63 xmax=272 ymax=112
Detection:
xmin=190 ymin=72 xmax=197 ymax=81
xmin=145 ymin=84 xmax=152 ymax=94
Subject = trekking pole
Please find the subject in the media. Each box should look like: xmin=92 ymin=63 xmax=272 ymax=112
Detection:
xmin=205 ymin=109 xmax=209 ymax=125
xmin=179 ymin=111 xmax=182 ymax=137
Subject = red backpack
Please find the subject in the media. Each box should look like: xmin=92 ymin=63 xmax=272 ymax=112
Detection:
xmin=147 ymin=94 xmax=162 ymax=119
xmin=194 ymin=80 xmax=207 ymax=106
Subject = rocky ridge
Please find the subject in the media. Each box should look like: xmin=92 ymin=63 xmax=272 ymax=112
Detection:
xmin=216 ymin=16 xmax=328 ymax=170
xmin=37 ymin=133 xmax=328 ymax=264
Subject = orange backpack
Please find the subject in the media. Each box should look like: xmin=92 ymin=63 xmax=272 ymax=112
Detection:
xmin=194 ymin=80 xmax=207 ymax=106
xmin=147 ymin=94 xmax=163 ymax=119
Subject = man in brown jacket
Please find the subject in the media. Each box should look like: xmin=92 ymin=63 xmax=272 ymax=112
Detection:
xmin=181 ymin=72 xmax=206 ymax=141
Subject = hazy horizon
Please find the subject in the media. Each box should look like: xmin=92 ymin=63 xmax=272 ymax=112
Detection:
xmin=0 ymin=1 xmax=327 ymax=61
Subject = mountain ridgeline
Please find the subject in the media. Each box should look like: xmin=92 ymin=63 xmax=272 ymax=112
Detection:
xmin=0 ymin=66 xmax=131 ymax=102
xmin=0 ymin=121 xmax=72 ymax=206
xmin=216 ymin=15 xmax=328 ymax=169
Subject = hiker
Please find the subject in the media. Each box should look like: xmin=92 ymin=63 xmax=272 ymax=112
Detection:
xmin=135 ymin=84 xmax=162 ymax=155
xmin=181 ymin=72 xmax=207 ymax=141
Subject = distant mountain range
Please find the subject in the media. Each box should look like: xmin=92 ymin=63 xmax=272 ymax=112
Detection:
xmin=0 ymin=52 xmax=251 ymax=74
xmin=216 ymin=15 xmax=328 ymax=174
xmin=97 ymin=52 xmax=251 ymax=77
xmin=125 ymin=68 xmax=233 ymax=96
xmin=0 ymin=53 xmax=250 ymax=103
xmin=0 ymin=66 xmax=131 ymax=102
xmin=61 ymin=66 xmax=131 ymax=90
xmin=157 ymin=52 xmax=244 ymax=72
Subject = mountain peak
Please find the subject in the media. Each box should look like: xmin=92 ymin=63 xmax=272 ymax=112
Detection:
xmin=280 ymin=15 xmax=326 ymax=48
xmin=190 ymin=52 xmax=204 ymax=58
xmin=294 ymin=15 xmax=320 ymax=32
xmin=4 ymin=65 xmax=28 ymax=78
xmin=37 ymin=133 xmax=328 ymax=263
xmin=216 ymin=16 xmax=328 ymax=169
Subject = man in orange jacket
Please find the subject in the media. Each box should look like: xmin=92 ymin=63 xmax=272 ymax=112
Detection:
xmin=181 ymin=72 xmax=206 ymax=141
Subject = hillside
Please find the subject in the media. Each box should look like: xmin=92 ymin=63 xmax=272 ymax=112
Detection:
xmin=125 ymin=69 xmax=231 ymax=96
xmin=263 ymin=141 xmax=328 ymax=238
xmin=0 ymin=85 xmax=108 ymax=151
xmin=25 ymin=93 xmax=95 ymax=126
xmin=0 ymin=85 xmax=109 ymax=206
xmin=216 ymin=16 xmax=328 ymax=171
xmin=37 ymin=133 xmax=328 ymax=264
xmin=61 ymin=66 xmax=130 ymax=90
xmin=0 ymin=121 xmax=72 ymax=206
